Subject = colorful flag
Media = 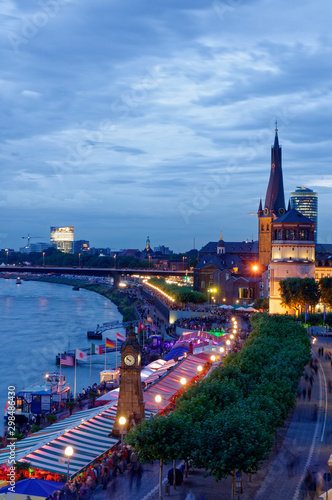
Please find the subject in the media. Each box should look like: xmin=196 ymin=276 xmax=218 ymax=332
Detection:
xmin=116 ymin=332 xmax=126 ymax=342
xmin=146 ymin=316 xmax=153 ymax=324
xmin=139 ymin=321 xmax=146 ymax=330
xmin=135 ymin=326 xmax=139 ymax=334
xmin=60 ymin=354 xmax=74 ymax=366
xmin=105 ymin=337 xmax=116 ymax=348
xmin=151 ymin=324 xmax=157 ymax=332
xmin=75 ymin=348 xmax=88 ymax=362
xmin=91 ymin=343 xmax=103 ymax=355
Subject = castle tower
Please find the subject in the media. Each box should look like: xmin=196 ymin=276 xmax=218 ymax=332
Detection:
xmin=269 ymin=209 xmax=315 ymax=314
xmin=258 ymin=125 xmax=286 ymax=267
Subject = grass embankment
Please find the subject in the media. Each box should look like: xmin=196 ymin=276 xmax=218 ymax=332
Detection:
xmin=24 ymin=276 xmax=137 ymax=322
xmin=149 ymin=277 xmax=207 ymax=303
xmin=127 ymin=314 xmax=311 ymax=481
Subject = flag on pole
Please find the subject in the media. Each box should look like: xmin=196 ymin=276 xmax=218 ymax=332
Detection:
xmin=105 ymin=337 xmax=116 ymax=348
xmin=139 ymin=321 xmax=146 ymax=330
xmin=75 ymin=348 xmax=88 ymax=362
xmin=91 ymin=343 xmax=103 ymax=355
xmin=60 ymin=354 xmax=74 ymax=366
xmin=135 ymin=326 xmax=139 ymax=334
xmin=116 ymin=332 xmax=126 ymax=342
xmin=146 ymin=316 xmax=153 ymax=324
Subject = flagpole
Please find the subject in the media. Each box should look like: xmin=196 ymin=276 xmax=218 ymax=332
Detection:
xmin=89 ymin=344 xmax=92 ymax=387
xmin=74 ymin=353 xmax=77 ymax=401
xmin=59 ymin=356 xmax=62 ymax=405
xmin=104 ymin=338 xmax=106 ymax=371
xmin=116 ymin=336 xmax=118 ymax=370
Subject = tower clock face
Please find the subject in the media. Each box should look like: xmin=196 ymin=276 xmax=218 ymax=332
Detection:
xmin=278 ymin=208 xmax=285 ymax=216
xmin=124 ymin=354 xmax=135 ymax=366
xmin=264 ymin=207 xmax=269 ymax=216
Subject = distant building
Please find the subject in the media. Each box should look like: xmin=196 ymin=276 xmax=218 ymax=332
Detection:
xmin=73 ymin=240 xmax=90 ymax=254
xmin=50 ymin=226 xmax=74 ymax=253
xmin=20 ymin=242 xmax=54 ymax=254
xmin=290 ymin=187 xmax=318 ymax=242
xmin=153 ymin=245 xmax=173 ymax=255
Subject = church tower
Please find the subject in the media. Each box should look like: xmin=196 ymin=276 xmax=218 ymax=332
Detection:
xmin=258 ymin=125 xmax=286 ymax=268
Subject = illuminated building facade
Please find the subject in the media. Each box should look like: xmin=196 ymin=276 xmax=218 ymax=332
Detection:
xmin=290 ymin=187 xmax=318 ymax=242
xmin=50 ymin=226 xmax=74 ymax=253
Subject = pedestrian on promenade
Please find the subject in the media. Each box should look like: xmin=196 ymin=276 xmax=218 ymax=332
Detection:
xmin=312 ymin=404 xmax=318 ymax=421
xmin=307 ymin=386 xmax=312 ymax=401
xmin=304 ymin=470 xmax=316 ymax=500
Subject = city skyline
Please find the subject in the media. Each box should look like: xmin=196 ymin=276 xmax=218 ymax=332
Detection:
xmin=1 ymin=0 xmax=332 ymax=251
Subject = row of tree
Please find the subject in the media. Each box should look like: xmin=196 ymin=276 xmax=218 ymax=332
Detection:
xmin=279 ymin=277 xmax=332 ymax=312
xmin=126 ymin=314 xmax=310 ymax=498
xmin=149 ymin=277 xmax=207 ymax=304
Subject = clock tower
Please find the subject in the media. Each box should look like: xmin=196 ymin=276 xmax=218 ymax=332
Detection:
xmin=112 ymin=327 xmax=145 ymax=438
xmin=258 ymin=124 xmax=286 ymax=268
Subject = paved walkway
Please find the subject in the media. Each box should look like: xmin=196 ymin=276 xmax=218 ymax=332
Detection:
xmin=91 ymin=336 xmax=332 ymax=500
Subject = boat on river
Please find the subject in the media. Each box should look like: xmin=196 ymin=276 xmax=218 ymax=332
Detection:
xmin=16 ymin=277 xmax=22 ymax=285
xmin=4 ymin=373 xmax=70 ymax=423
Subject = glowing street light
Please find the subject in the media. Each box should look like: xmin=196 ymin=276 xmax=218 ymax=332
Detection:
xmin=197 ymin=365 xmax=203 ymax=380
xmin=42 ymin=252 xmax=45 ymax=266
xmin=252 ymin=265 xmax=258 ymax=272
xmin=219 ymin=347 xmax=225 ymax=353
xmin=180 ymin=378 xmax=186 ymax=386
xmin=119 ymin=416 xmax=126 ymax=449
xmin=230 ymin=334 xmax=234 ymax=339
xmin=155 ymin=394 xmax=162 ymax=413
xmin=64 ymin=446 xmax=74 ymax=482
xmin=210 ymin=355 xmax=216 ymax=362
xmin=233 ymin=329 xmax=237 ymax=334
xmin=226 ymin=340 xmax=231 ymax=346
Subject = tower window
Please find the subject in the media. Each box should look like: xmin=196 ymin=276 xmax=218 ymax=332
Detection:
xmin=285 ymin=229 xmax=289 ymax=240
xmin=266 ymin=224 xmax=269 ymax=231
xmin=261 ymin=225 xmax=264 ymax=232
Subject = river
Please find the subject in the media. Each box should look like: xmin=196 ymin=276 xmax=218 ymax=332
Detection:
xmin=0 ymin=278 xmax=125 ymax=433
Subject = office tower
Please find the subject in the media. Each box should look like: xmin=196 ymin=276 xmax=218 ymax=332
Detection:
xmin=290 ymin=187 xmax=318 ymax=242
xmin=50 ymin=226 xmax=74 ymax=253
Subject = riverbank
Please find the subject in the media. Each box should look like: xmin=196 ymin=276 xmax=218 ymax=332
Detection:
xmin=20 ymin=275 xmax=138 ymax=322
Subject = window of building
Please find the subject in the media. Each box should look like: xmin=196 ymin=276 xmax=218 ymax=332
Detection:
xmin=261 ymin=225 xmax=264 ymax=232
xmin=278 ymin=229 xmax=283 ymax=240
xmin=201 ymin=280 xmax=205 ymax=288
xmin=239 ymin=287 xmax=253 ymax=299
xmin=285 ymin=229 xmax=290 ymax=239
xmin=290 ymin=229 xmax=295 ymax=240
xmin=266 ymin=225 xmax=269 ymax=231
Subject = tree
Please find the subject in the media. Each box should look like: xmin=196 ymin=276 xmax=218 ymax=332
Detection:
xmin=253 ymin=297 xmax=269 ymax=311
xmin=279 ymin=278 xmax=320 ymax=312
xmin=320 ymin=277 xmax=332 ymax=309
xmin=126 ymin=415 xmax=183 ymax=500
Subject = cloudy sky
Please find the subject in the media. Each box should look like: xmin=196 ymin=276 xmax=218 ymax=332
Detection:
xmin=1 ymin=0 xmax=332 ymax=252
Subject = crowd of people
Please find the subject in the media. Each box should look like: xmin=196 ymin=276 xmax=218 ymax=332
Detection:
xmin=45 ymin=446 xmax=142 ymax=499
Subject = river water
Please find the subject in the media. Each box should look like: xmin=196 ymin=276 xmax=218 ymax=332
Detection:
xmin=0 ymin=278 xmax=125 ymax=432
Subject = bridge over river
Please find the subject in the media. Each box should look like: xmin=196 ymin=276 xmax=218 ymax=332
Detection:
xmin=0 ymin=265 xmax=192 ymax=285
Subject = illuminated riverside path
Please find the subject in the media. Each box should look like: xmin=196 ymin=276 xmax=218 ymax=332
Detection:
xmin=0 ymin=278 xmax=124 ymax=433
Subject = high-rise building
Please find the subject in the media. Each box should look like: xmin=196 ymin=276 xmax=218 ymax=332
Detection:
xmin=290 ymin=187 xmax=318 ymax=242
xmin=258 ymin=126 xmax=286 ymax=267
xmin=50 ymin=226 xmax=74 ymax=253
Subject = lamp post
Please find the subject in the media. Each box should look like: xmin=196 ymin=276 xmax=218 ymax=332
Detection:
xmin=6 ymin=251 xmax=8 ymax=265
xmin=119 ymin=416 xmax=126 ymax=449
xmin=78 ymin=253 xmax=81 ymax=268
xmin=180 ymin=377 xmax=186 ymax=387
xmin=42 ymin=252 xmax=45 ymax=266
xmin=220 ymin=347 xmax=225 ymax=354
xmin=114 ymin=254 xmax=117 ymax=268
xmin=155 ymin=394 xmax=162 ymax=413
xmin=197 ymin=365 xmax=203 ymax=380
xmin=64 ymin=446 xmax=73 ymax=482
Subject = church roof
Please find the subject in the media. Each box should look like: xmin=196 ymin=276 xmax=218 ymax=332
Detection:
xmin=199 ymin=241 xmax=258 ymax=254
xmin=273 ymin=208 xmax=314 ymax=225
xmin=194 ymin=253 xmax=244 ymax=271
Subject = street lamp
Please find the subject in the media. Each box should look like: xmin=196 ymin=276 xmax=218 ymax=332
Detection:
xmin=114 ymin=254 xmax=117 ymax=268
xmin=42 ymin=252 xmax=45 ymax=266
xmin=180 ymin=378 xmax=186 ymax=386
xmin=78 ymin=253 xmax=81 ymax=268
xmin=64 ymin=446 xmax=73 ymax=482
xmin=197 ymin=365 xmax=203 ymax=380
xmin=219 ymin=347 xmax=225 ymax=353
xmin=210 ymin=355 xmax=216 ymax=362
xmin=119 ymin=416 xmax=126 ymax=449
xmin=155 ymin=394 xmax=162 ymax=413
xmin=230 ymin=334 xmax=234 ymax=339
xmin=6 ymin=251 xmax=8 ymax=265
xmin=148 ymin=255 xmax=151 ymax=268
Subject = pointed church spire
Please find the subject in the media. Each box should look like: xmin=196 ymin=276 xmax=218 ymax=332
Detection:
xmin=263 ymin=128 xmax=285 ymax=217
xmin=258 ymin=198 xmax=263 ymax=215
xmin=287 ymin=199 xmax=291 ymax=212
